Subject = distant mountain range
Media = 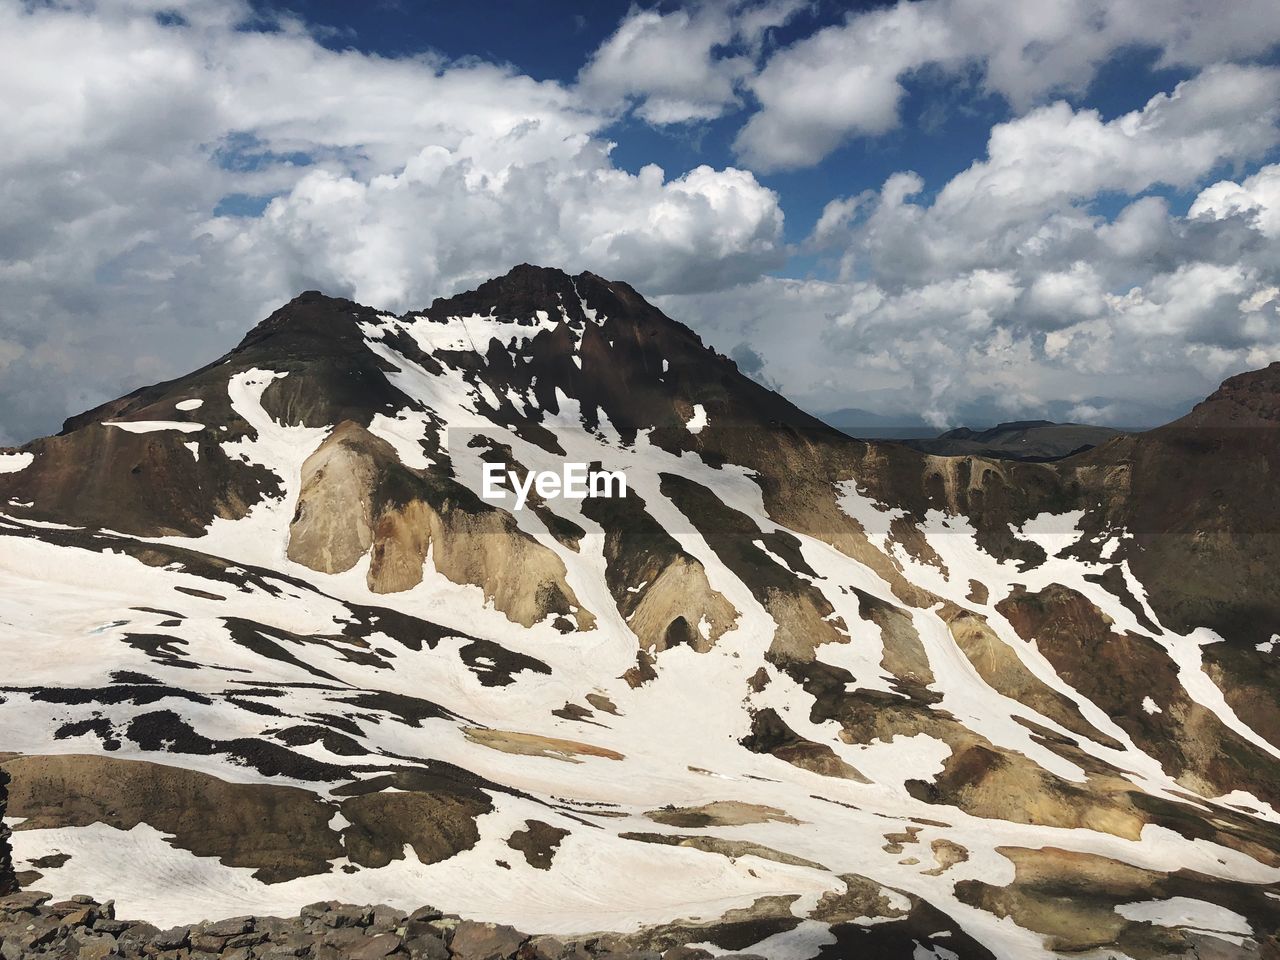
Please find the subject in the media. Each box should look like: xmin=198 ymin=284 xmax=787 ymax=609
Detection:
xmin=1 ymin=265 xmax=1278 ymax=959
xmin=821 ymin=411 xmax=1129 ymax=461
xmin=901 ymin=419 xmax=1128 ymax=461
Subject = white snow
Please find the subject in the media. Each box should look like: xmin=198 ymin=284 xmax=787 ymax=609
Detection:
xmin=368 ymin=410 xmax=436 ymax=470
xmin=1141 ymin=696 xmax=1162 ymax=715
xmin=0 ymin=451 xmax=33 ymax=474
xmin=685 ymin=404 xmax=708 ymax=434
xmin=1116 ymin=897 xmax=1251 ymax=936
xmin=106 ymin=420 xmax=204 ymax=434
xmin=397 ymin=312 xmax=558 ymax=354
xmin=175 ymin=399 xmax=204 ymax=411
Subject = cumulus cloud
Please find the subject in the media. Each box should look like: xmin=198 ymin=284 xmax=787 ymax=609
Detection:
xmin=1192 ymin=164 xmax=1280 ymax=237
xmin=209 ymin=153 xmax=783 ymax=307
xmin=666 ymin=70 xmax=1280 ymax=428
xmin=735 ymin=0 xmax=1280 ymax=170
xmin=577 ymin=0 xmax=805 ymax=124
xmin=735 ymin=2 xmax=958 ymax=170
xmin=931 ymin=65 xmax=1280 ymax=232
xmin=839 ymin=66 xmax=1280 ymax=289
xmin=0 ymin=0 xmax=784 ymax=442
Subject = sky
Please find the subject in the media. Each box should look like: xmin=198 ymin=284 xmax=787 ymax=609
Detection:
xmin=3 ymin=0 xmax=1280 ymax=443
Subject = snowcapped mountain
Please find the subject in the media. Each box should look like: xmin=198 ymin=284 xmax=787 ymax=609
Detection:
xmin=0 ymin=265 xmax=1278 ymax=959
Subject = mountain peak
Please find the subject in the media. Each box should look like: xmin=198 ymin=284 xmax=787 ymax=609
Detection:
xmin=1177 ymin=358 xmax=1280 ymax=427
xmin=233 ymin=289 xmax=384 ymax=356
xmin=415 ymin=263 xmax=592 ymax=325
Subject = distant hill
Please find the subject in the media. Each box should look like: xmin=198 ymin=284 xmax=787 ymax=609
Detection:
xmin=901 ymin=419 xmax=1127 ymax=461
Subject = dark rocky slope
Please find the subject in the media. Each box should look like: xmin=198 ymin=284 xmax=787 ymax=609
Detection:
xmin=901 ymin=419 xmax=1126 ymax=461
xmin=0 ymin=766 xmax=15 ymax=897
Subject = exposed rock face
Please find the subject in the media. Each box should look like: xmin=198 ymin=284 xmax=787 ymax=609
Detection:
xmin=939 ymin=603 xmax=1122 ymax=749
xmin=0 ymin=765 xmax=15 ymax=896
xmin=0 ymin=290 xmax=405 ymax=537
xmin=998 ymin=584 xmax=1280 ymax=804
xmin=2 ymin=755 xmax=491 ymax=884
xmin=740 ymin=707 xmax=868 ymax=782
xmin=0 ymin=406 xmax=277 ymax=537
xmin=505 ymin=820 xmax=569 ymax=870
xmin=373 ymin=502 xmax=592 ymax=631
xmin=3 ymin=754 xmax=343 ymax=883
xmin=338 ymin=790 xmax=488 ymax=869
xmin=660 ymin=472 xmax=850 ymax=662
xmin=955 ymin=846 xmax=1280 ymax=958
xmin=582 ymin=488 xmax=737 ymax=656
xmin=286 ymin=420 xmax=591 ymax=630
xmin=1076 ymin=366 xmax=1280 ymax=634
xmin=288 ymin=421 xmax=382 ymax=573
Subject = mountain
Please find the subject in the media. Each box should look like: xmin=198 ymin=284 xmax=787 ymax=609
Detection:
xmin=901 ymin=419 xmax=1127 ymax=461
xmin=1 ymin=265 xmax=1278 ymax=960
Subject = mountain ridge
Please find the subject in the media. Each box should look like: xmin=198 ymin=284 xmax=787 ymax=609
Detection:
xmin=0 ymin=265 xmax=1278 ymax=960
xmin=901 ymin=419 xmax=1128 ymax=462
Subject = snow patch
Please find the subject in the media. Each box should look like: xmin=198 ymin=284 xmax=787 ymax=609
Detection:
xmin=685 ymin=404 xmax=708 ymax=435
xmin=368 ymin=410 xmax=436 ymax=470
xmin=0 ymin=451 xmax=33 ymax=474
xmin=1116 ymin=897 xmax=1251 ymax=936
xmin=106 ymin=420 xmax=203 ymax=434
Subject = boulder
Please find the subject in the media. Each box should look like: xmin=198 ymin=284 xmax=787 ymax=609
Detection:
xmin=0 ymin=768 xmax=15 ymax=896
xmin=449 ymin=920 xmax=528 ymax=959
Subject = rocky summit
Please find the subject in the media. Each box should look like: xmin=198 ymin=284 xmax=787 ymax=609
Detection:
xmin=0 ymin=265 xmax=1278 ymax=959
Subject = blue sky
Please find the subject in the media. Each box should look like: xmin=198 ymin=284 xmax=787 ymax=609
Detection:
xmin=2 ymin=0 xmax=1280 ymax=442
xmin=236 ymin=0 xmax=1219 ymax=247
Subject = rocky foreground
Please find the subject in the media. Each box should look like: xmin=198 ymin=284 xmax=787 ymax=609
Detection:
xmin=0 ymin=893 xmax=764 ymax=960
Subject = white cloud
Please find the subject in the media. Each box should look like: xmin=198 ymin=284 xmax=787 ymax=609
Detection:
xmin=210 ymin=152 xmax=783 ymax=308
xmin=808 ymin=195 xmax=865 ymax=248
xmin=577 ymin=0 xmax=805 ymax=125
xmin=668 ymin=68 xmax=1280 ymax=429
xmin=932 ymin=65 xmax=1280 ymax=234
xmin=735 ymin=1 xmax=957 ymax=170
xmin=1109 ymin=262 xmax=1256 ymax=340
xmin=578 ymin=7 xmax=749 ymax=124
xmin=735 ymin=0 xmax=1280 ymax=171
xmin=835 ymin=66 xmax=1280 ymax=288
xmin=1025 ymin=263 xmax=1106 ymax=323
xmin=1191 ymin=163 xmax=1280 ymax=238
